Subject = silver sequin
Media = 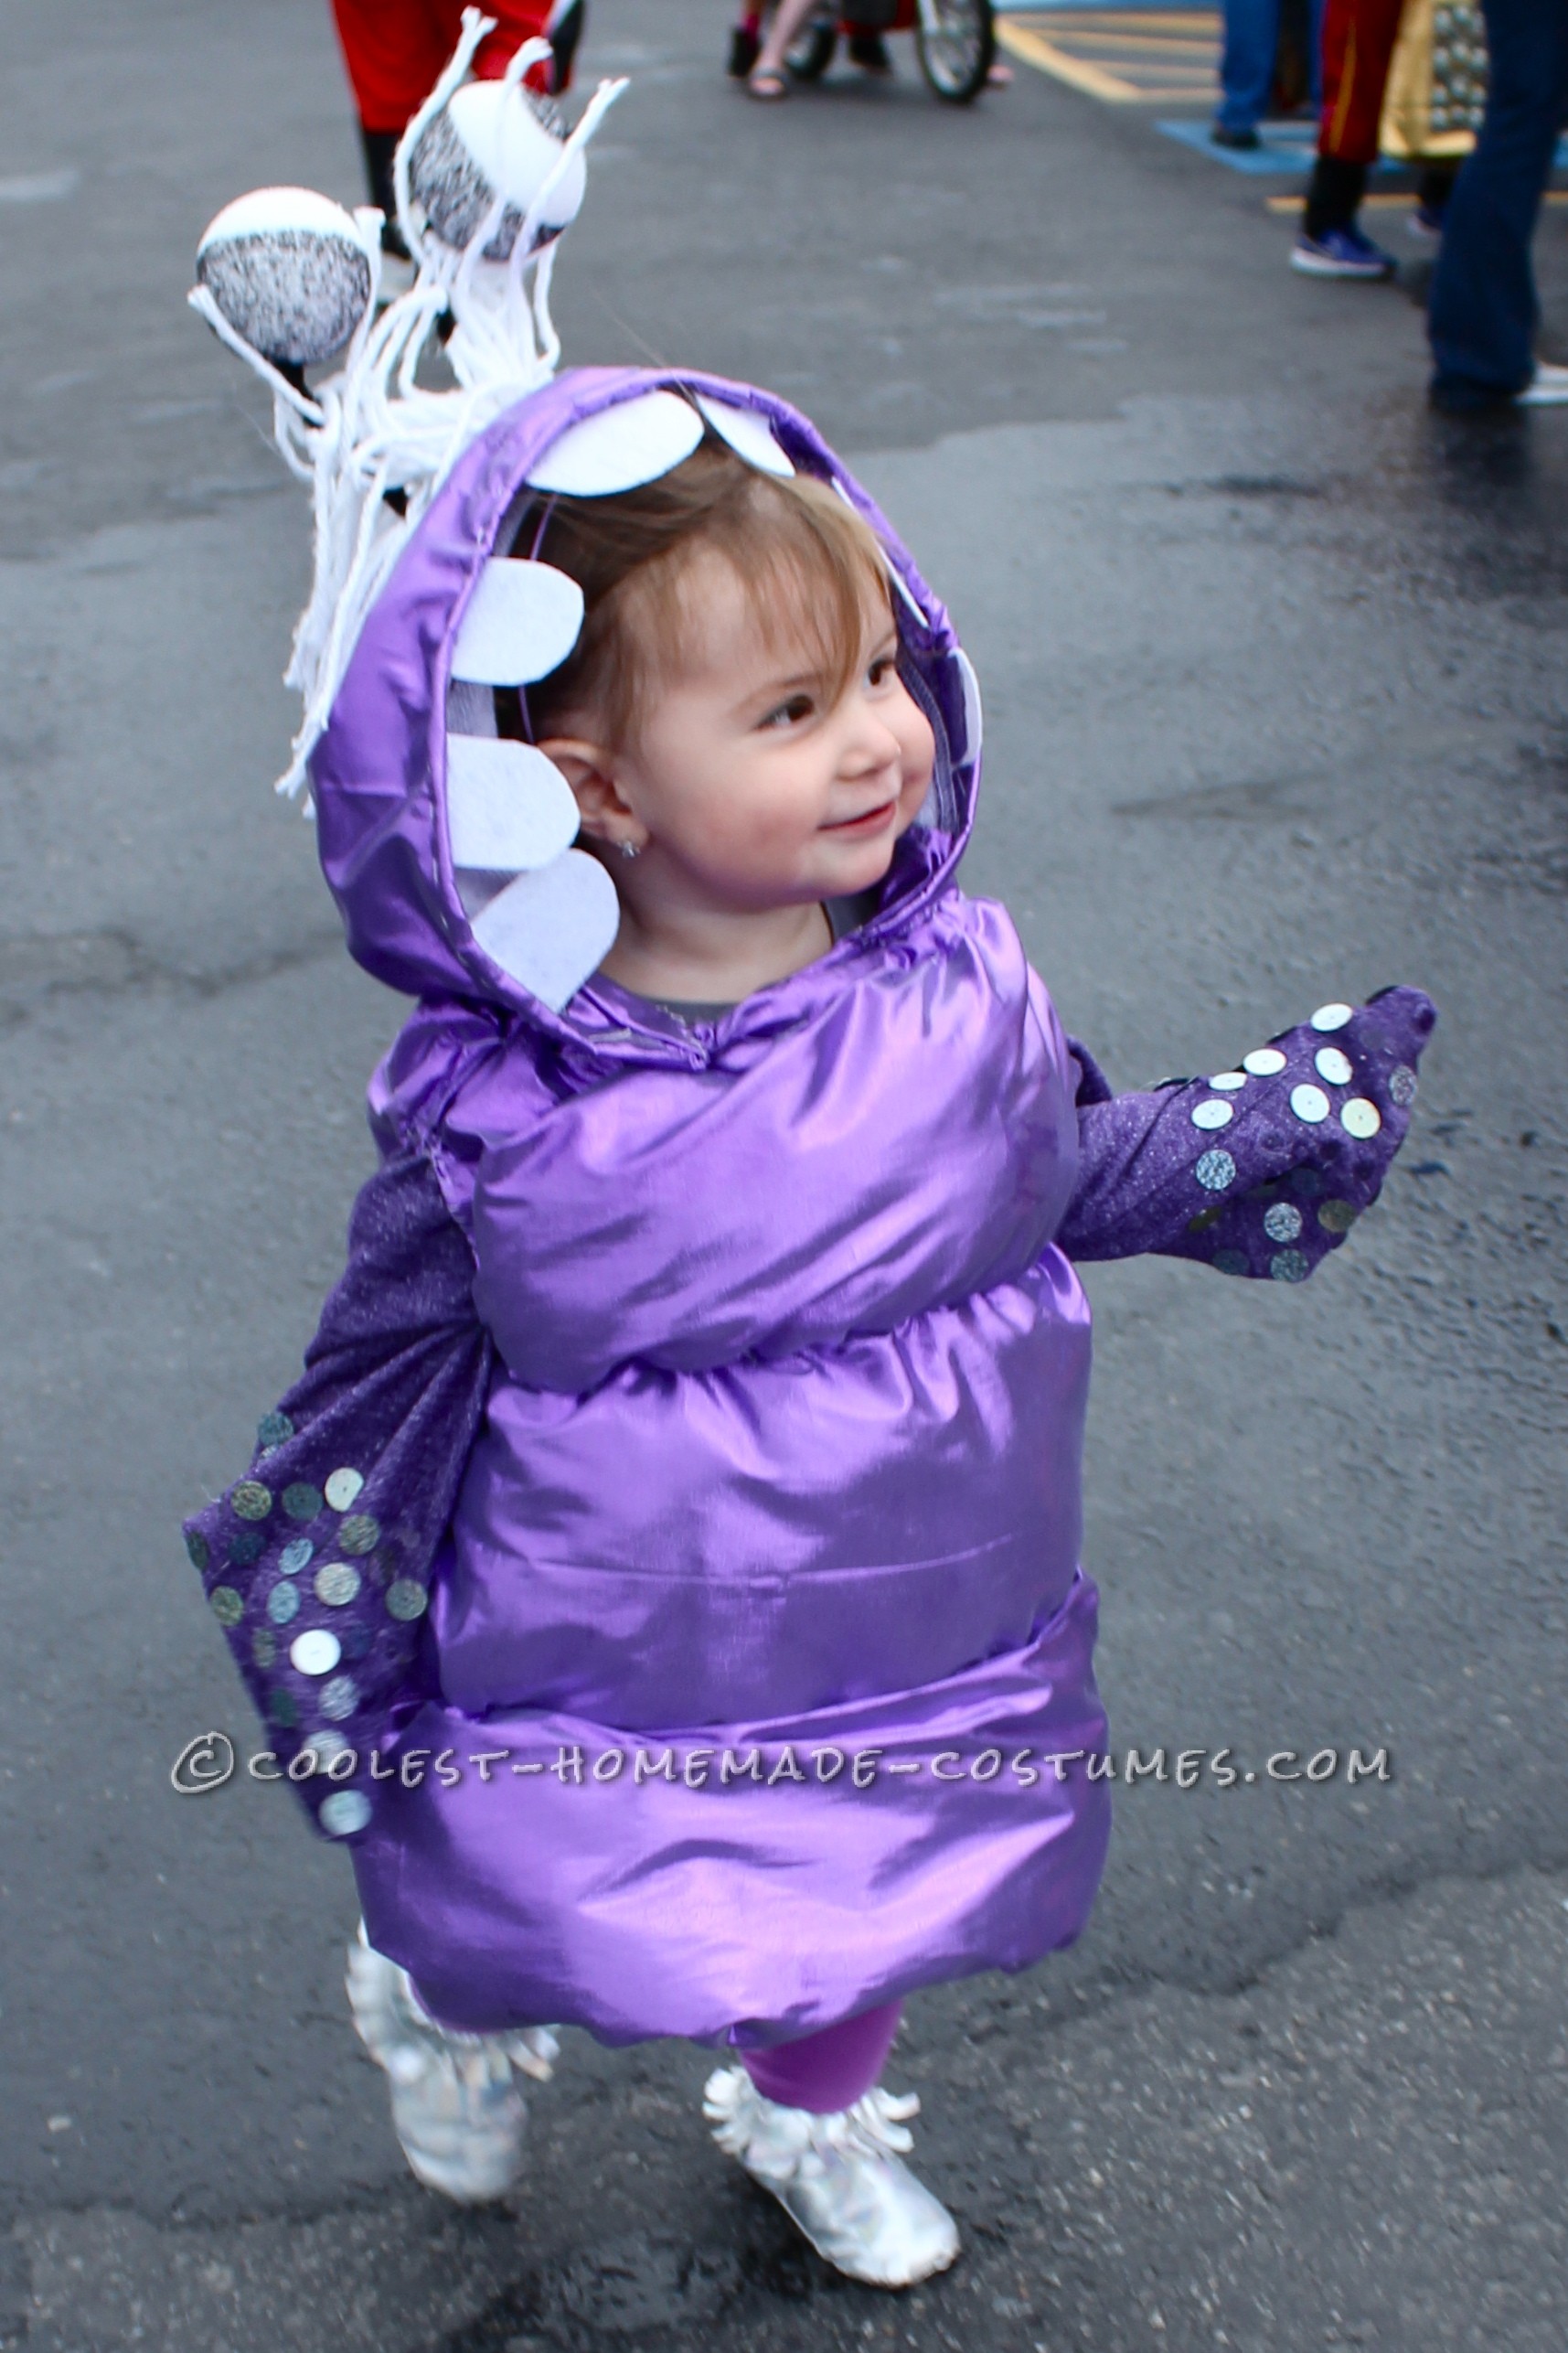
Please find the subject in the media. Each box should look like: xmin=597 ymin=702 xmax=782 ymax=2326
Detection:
xmin=338 ymin=1513 xmax=379 ymax=1556
xmin=315 ymin=1560 xmax=362 ymax=1607
xmin=386 ymin=1578 xmax=429 ymax=1621
xmin=320 ymin=1674 xmax=359 ymax=1721
xmin=1269 ymin=1249 xmax=1309 ymax=1282
xmin=280 ymin=1537 xmax=315 ymax=1576
xmin=319 ymin=1789 xmax=372 ymax=1837
xmin=1388 ymin=1064 xmax=1417 ymax=1107
xmin=1208 ymin=1072 xmax=1247 ymax=1092
xmin=1340 ymin=1097 xmax=1381 ymax=1139
xmin=209 ymin=1586 xmax=243 ymax=1628
xmin=1212 ymin=1248 xmax=1248 ymax=1277
xmin=1243 ymin=1047 xmax=1287 ymax=1076
xmin=1190 ymin=1099 xmax=1234 ymax=1131
xmin=283 ymin=1481 xmax=323 ymax=1523
xmin=230 ymin=1481 xmax=272 ymax=1522
xmin=325 ymin=1467 xmax=365 ymax=1512
xmin=1310 ymin=1002 xmax=1353 ymax=1032
xmin=1314 ymin=1046 xmax=1353 ymax=1086
xmin=1195 ymin=1149 xmax=1237 ymax=1191
xmin=258 ymin=1411 xmax=294 ymax=1449
xmin=1290 ymin=1084 xmax=1330 ymax=1125
xmin=266 ymin=1580 xmax=302 ymax=1626
xmin=186 ymin=1532 xmax=209 ymax=1571
xmin=291 ymin=1629 xmax=342 ymax=1676
xmin=1263 ymin=1202 xmax=1303 ymax=1241
xmin=1317 ymin=1198 xmax=1359 ymax=1234
xmin=304 ymin=1730 xmax=352 ymax=1768
xmin=252 ymin=1628 xmax=277 ymax=1667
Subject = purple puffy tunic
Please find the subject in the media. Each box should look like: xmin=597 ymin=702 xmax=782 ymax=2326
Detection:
xmin=182 ymin=368 xmax=1435 ymax=2048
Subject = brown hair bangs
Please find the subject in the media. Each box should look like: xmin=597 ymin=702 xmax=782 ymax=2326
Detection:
xmin=502 ymin=431 xmax=892 ymax=747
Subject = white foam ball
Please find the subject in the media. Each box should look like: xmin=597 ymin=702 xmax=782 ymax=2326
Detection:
xmin=410 ymin=80 xmax=585 ymax=261
xmin=197 ymin=187 xmax=373 ymax=367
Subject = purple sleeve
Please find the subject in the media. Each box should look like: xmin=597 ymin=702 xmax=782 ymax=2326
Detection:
xmin=180 ymin=1154 xmax=493 ymax=1840
xmin=1057 ymin=986 xmax=1437 ymax=1277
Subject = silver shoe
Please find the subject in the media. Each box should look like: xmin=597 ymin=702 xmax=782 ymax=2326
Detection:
xmin=346 ymin=1922 xmax=558 ymax=2202
xmin=703 ymin=2064 xmax=960 ymax=2288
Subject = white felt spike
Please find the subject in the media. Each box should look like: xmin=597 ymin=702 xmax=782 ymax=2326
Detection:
xmin=471 ymin=848 xmax=621 ymax=1011
xmin=452 ymin=557 xmax=585 ymax=685
xmin=445 ymin=737 xmax=581 ymax=872
xmin=953 ymin=649 xmax=983 ymax=767
xmin=696 ymin=396 xmax=795 ymax=478
xmin=527 ymin=390 xmax=704 ymax=497
xmin=890 ymin=566 xmax=925 ymax=623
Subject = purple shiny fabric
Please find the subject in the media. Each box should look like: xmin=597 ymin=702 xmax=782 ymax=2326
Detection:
xmin=741 ymin=2001 xmax=904 ymax=2114
xmin=181 ymin=367 xmax=1436 ymax=2049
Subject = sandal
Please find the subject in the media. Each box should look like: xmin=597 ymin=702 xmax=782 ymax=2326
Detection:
xmin=747 ymin=65 xmax=788 ymax=97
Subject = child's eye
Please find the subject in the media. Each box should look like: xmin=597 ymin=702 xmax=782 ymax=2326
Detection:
xmin=866 ymin=655 xmax=895 ymax=688
xmin=760 ymin=693 xmax=815 ymax=730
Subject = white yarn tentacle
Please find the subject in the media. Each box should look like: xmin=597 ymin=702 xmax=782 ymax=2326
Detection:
xmin=193 ymin=13 xmax=624 ymax=803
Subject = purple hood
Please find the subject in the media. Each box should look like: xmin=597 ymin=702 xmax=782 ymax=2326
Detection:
xmin=309 ymin=367 xmax=977 ymax=1037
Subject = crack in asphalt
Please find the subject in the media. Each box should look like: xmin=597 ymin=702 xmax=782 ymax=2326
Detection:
xmin=0 ymin=926 xmax=346 ymax=1027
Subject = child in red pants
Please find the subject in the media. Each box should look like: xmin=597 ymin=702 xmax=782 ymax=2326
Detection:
xmin=1291 ymin=0 xmax=1457 ymax=276
xmin=1292 ymin=0 xmax=1405 ymax=274
xmin=330 ymin=0 xmax=585 ymax=251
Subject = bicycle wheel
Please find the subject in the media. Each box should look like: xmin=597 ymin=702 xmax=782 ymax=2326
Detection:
xmin=913 ymin=0 xmax=995 ymax=101
xmin=785 ymin=11 xmax=840 ymax=79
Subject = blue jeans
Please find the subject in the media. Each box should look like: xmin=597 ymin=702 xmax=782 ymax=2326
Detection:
xmin=1217 ymin=0 xmax=1323 ymax=134
xmin=1428 ymin=0 xmax=1568 ymax=401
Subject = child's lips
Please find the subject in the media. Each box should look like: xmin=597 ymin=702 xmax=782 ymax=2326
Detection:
xmin=822 ymin=797 xmax=897 ymax=836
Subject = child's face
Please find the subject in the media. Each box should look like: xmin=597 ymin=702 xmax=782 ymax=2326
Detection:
xmin=562 ymin=549 xmax=936 ymax=913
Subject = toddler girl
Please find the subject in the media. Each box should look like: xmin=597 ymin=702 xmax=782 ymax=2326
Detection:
xmin=185 ymin=374 xmax=1434 ymax=2291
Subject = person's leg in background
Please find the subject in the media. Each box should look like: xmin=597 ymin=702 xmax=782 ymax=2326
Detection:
xmin=1428 ymin=0 xmax=1568 ymax=405
xmin=330 ymin=0 xmax=453 ymax=251
xmin=542 ymin=0 xmax=586 ymax=91
xmin=1293 ymin=0 xmax=1409 ymax=273
xmin=748 ymin=0 xmax=828 ymax=94
xmin=1215 ymin=0 xmax=1283 ymax=143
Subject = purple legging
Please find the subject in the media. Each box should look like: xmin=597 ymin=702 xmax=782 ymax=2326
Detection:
xmin=735 ymin=1998 xmax=902 ymax=2114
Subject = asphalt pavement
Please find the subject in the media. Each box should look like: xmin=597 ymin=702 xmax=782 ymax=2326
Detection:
xmin=1 ymin=3 xmax=1564 ymax=2348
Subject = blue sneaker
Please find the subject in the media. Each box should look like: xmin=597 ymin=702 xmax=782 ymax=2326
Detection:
xmin=1291 ymin=224 xmax=1397 ymax=279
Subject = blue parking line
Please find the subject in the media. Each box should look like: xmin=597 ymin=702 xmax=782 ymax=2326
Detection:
xmin=1159 ymin=118 xmax=1568 ymax=175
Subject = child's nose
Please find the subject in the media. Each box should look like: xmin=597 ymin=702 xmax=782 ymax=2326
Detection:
xmin=842 ymin=703 xmax=902 ymax=770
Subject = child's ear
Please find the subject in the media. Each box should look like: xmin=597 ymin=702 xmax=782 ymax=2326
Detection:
xmin=536 ymin=737 xmax=647 ymax=857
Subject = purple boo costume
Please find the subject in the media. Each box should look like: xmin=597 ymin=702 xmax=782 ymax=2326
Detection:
xmin=183 ymin=366 xmax=1435 ymax=2051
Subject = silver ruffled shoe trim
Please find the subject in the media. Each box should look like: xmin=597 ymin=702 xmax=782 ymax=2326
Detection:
xmin=703 ymin=2064 xmax=960 ymax=2289
xmin=346 ymin=1921 xmax=558 ymax=2202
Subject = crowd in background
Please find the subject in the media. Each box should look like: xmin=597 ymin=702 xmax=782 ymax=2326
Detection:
xmin=324 ymin=0 xmax=1568 ymax=410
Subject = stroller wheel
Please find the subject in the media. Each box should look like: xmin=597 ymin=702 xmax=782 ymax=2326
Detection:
xmin=914 ymin=0 xmax=996 ymax=101
xmin=785 ymin=7 xmax=839 ymax=80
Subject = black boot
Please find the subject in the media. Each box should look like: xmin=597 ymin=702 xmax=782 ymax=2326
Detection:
xmin=359 ymin=125 xmax=411 ymax=261
xmin=847 ymin=29 xmax=893 ymax=71
xmin=1303 ymin=155 xmax=1367 ymax=243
